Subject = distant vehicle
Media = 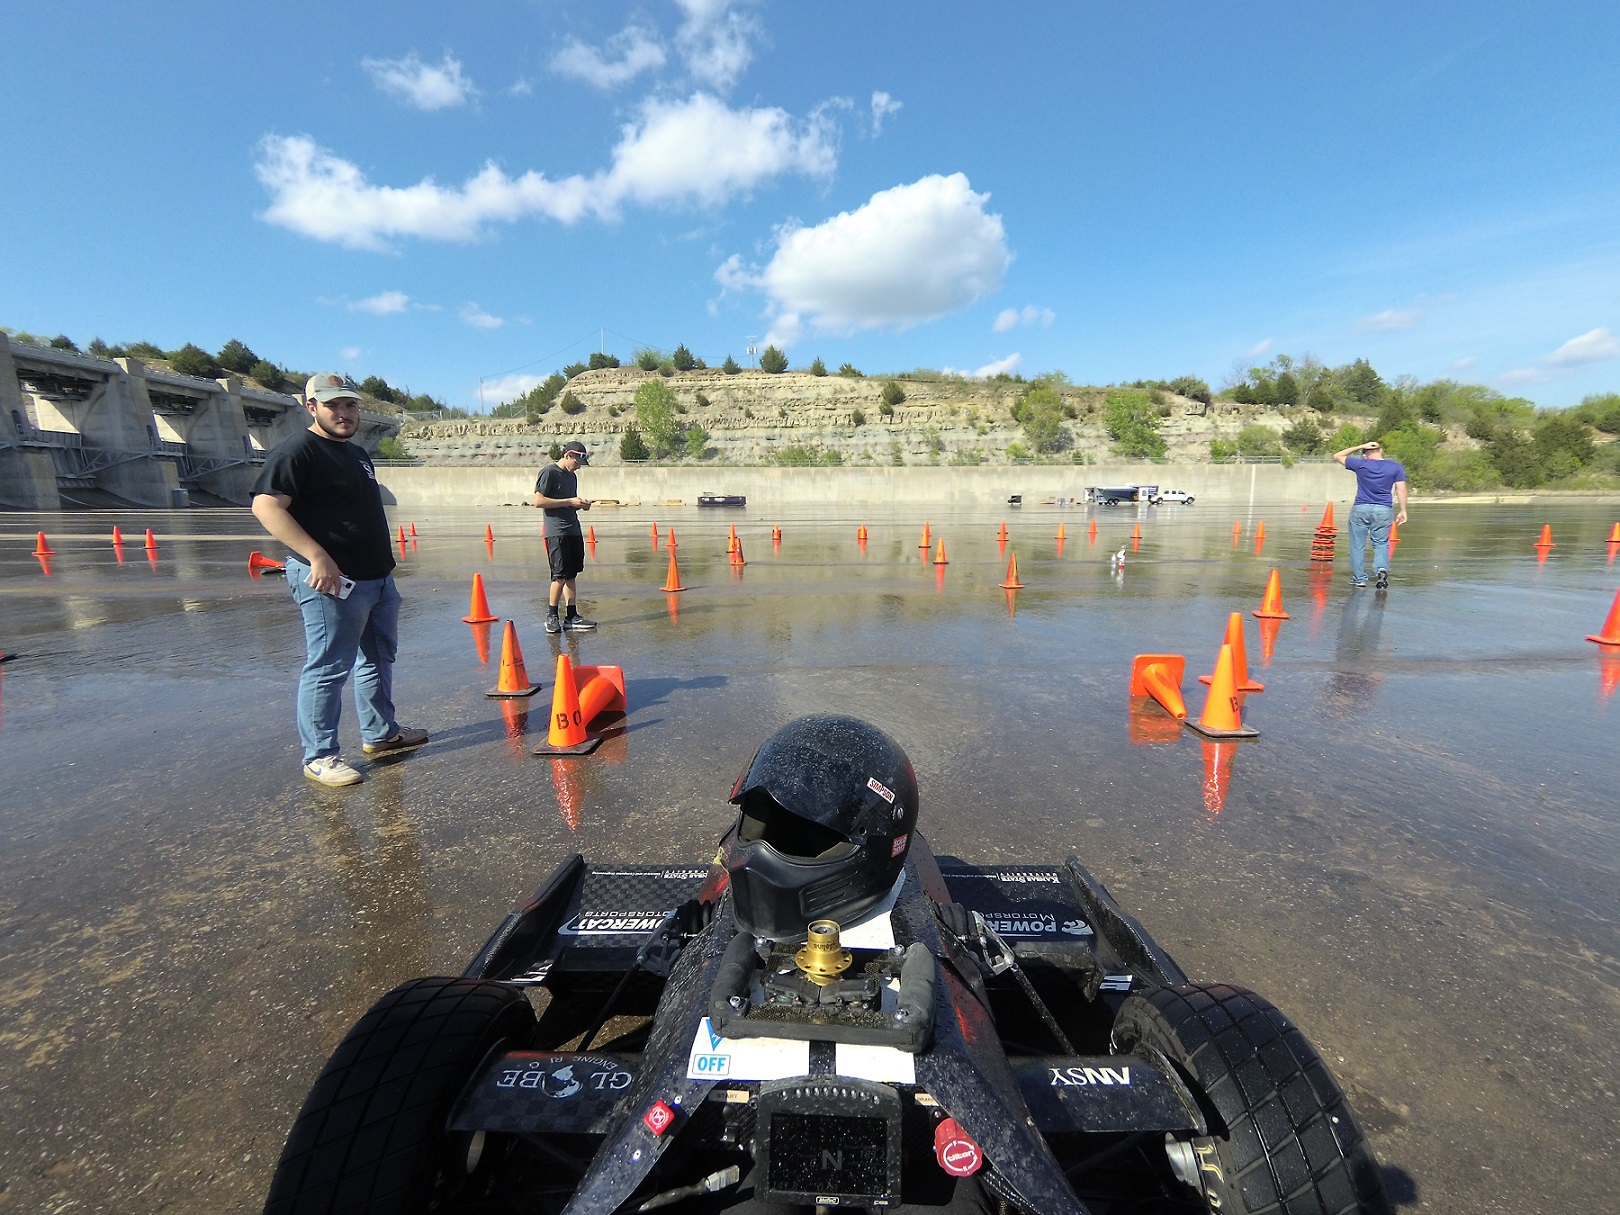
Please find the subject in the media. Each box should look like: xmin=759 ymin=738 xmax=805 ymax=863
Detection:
xmin=1007 ymin=494 xmax=1022 ymax=505
xmin=1150 ymin=489 xmax=1195 ymax=505
xmin=1087 ymin=485 xmax=1156 ymax=506
xmin=697 ymin=493 xmax=747 ymax=508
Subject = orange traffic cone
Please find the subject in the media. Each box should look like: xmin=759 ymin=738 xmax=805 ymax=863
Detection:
xmin=1131 ymin=522 xmax=1142 ymax=542
xmin=1255 ymin=522 xmax=1266 ymax=542
xmin=772 ymin=525 xmax=782 ymax=543
xmin=32 ymin=532 xmax=53 ymax=556
xmin=1319 ymin=502 xmax=1336 ymax=531
xmin=1087 ymin=519 xmax=1098 ymax=540
xmin=487 ymin=621 xmax=542 ymax=697
xmin=857 ymin=525 xmax=868 ymax=542
xmin=1586 ymin=588 xmax=1620 ymax=646
xmin=1184 ymin=643 xmax=1260 ymax=739
xmin=1130 ymin=654 xmax=1188 ymax=720
xmin=920 ymin=523 xmax=931 ymax=549
xmin=667 ymin=526 xmax=677 ymax=549
xmin=1199 ymin=613 xmax=1264 ymax=693
xmin=1201 ymin=741 xmax=1238 ymax=817
xmin=409 ymin=522 xmax=418 ymax=537
xmin=651 ymin=522 xmax=660 ymax=544
xmin=932 ymin=539 xmax=948 ymax=564
xmin=1535 ymin=524 xmax=1554 ymax=548
xmin=462 ymin=573 xmax=498 ymax=623
xmin=1056 ymin=523 xmax=1066 ymax=541
xmin=1608 ymin=522 xmax=1620 ymax=544
xmin=538 ymin=654 xmax=596 ymax=753
xmin=111 ymin=526 xmax=123 ymax=546
xmin=396 ymin=524 xmax=406 ymax=546
xmin=1253 ymin=569 xmax=1289 ymax=619
xmin=997 ymin=521 xmax=1008 ymax=541
xmin=1000 ymin=554 xmax=1024 ymax=589
xmin=727 ymin=525 xmax=738 ymax=553
xmin=485 ymin=524 xmax=495 ymax=545
xmin=662 ymin=549 xmax=686 ymax=592
xmin=731 ymin=539 xmax=747 ymax=566
xmin=1389 ymin=519 xmax=1400 ymax=543
xmin=588 ymin=524 xmax=596 ymax=544
xmin=248 ymin=551 xmax=285 ymax=573
xmin=1232 ymin=520 xmax=1241 ymax=540
xmin=144 ymin=529 xmax=157 ymax=552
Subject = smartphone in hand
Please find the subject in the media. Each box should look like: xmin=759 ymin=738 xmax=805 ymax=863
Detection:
xmin=335 ymin=576 xmax=356 ymax=600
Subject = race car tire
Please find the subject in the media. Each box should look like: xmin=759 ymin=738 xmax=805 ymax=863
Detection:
xmin=1111 ymin=984 xmax=1392 ymax=1215
xmin=264 ymin=977 xmax=536 ymax=1215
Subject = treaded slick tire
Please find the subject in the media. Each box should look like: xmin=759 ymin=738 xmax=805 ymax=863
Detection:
xmin=264 ymin=977 xmax=536 ymax=1215
xmin=1112 ymin=984 xmax=1392 ymax=1215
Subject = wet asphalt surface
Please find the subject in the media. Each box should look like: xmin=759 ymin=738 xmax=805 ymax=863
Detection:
xmin=1 ymin=499 xmax=1617 ymax=1213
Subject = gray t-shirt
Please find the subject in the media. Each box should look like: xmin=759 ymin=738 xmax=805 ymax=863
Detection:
xmin=535 ymin=463 xmax=582 ymax=536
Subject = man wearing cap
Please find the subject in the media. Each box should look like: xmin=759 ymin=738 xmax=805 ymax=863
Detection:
xmin=1333 ymin=438 xmax=1408 ymax=590
xmin=533 ymin=441 xmax=595 ymax=632
xmin=251 ymin=374 xmax=429 ymax=786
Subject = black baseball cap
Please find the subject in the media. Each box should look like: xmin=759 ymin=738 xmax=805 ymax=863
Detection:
xmin=561 ymin=441 xmax=590 ymax=465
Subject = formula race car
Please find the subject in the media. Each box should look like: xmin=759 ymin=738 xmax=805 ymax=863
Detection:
xmin=264 ymin=716 xmax=1392 ymax=1215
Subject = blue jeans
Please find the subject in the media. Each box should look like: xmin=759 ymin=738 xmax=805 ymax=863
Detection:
xmin=1348 ymin=503 xmax=1394 ymax=584
xmin=286 ymin=558 xmax=401 ymax=763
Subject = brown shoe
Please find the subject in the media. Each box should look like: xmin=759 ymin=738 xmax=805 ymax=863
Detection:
xmin=363 ymin=727 xmax=429 ymax=757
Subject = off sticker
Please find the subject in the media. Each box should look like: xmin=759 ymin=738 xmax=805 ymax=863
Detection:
xmin=867 ymin=776 xmax=896 ymax=804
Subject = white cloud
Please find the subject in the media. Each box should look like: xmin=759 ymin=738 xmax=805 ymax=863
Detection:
xmin=718 ymin=173 xmax=1008 ymax=347
xmin=1357 ymin=308 xmax=1424 ymax=333
xmin=1244 ymin=338 xmax=1273 ymax=360
xmin=993 ymin=305 xmax=1054 ymax=333
xmin=349 ymin=290 xmax=410 ymax=315
xmin=339 ymin=346 xmax=362 ymax=362
xmin=460 ymin=303 xmax=504 ymax=330
xmin=362 ymin=53 xmax=477 ymax=111
xmin=255 ymin=94 xmax=836 ymax=249
xmin=481 ymin=373 xmax=547 ymax=405
xmin=508 ymin=78 xmax=533 ymax=97
xmin=551 ymin=25 xmax=666 ymax=89
xmin=1543 ymin=326 xmax=1619 ymax=367
xmin=955 ymin=353 xmax=1022 ymax=379
xmin=871 ymin=91 xmax=902 ymax=135
xmin=675 ymin=0 xmax=759 ymax=92
xmin=1451 ymin=356 xmax=1478 ymax=370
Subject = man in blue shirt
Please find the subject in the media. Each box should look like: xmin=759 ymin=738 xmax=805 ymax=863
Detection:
xmin=1334 ymin=439 xmax=1408 ymax=589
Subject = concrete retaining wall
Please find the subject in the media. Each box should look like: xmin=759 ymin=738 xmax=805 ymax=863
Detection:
xmin=378 ymin=461 xmax=1356 ymax=508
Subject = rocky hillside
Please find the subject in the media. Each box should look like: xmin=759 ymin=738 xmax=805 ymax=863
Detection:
xmin=399 ymin=366 xmax=1358 ymax=466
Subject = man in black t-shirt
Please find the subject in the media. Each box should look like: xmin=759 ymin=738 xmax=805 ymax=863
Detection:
xmin=251 ymin=373 xmax=429 ymax=787
xmin=533 ymin=440 xmax=595 ymax=633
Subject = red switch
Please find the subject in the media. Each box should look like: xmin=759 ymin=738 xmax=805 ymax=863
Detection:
xmin=643 ymin=1100 xmax=675 ymax=1136
xmin=934 ymin=1117 xmax=982 ymax=1176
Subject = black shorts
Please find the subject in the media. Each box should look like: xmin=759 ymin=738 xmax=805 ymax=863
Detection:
xmin=546 ymin=534 xmax=585 ymax=580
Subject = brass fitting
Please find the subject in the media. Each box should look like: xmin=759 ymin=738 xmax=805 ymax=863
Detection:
xmin=795 ymin=919 xmax=853 ymax=987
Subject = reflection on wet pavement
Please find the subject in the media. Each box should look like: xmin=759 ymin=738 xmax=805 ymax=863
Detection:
xmin=2 ymin=501 xmax=1619 ymax=1212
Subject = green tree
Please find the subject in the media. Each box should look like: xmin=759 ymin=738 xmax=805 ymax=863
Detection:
xmin=1330 ymin=423 xmax=1364 ymax=449
xmin=1102 ymin=389 xmax=1166 ymax=458
xmin=588 ymin=352 xmax=621 ymax=370
xmin=759 ymin=345 xmax=788 ymax=373
xmin=126 ymin=341 xmax=165 ymax=360
xmin=562 ymin=361 xmax=588 ymax=379
xmin=1573 ymin=392 xmax=1620 ymax=434
xmin=1381 ymin=425 xmax=1443 ymax=484
xmin=635 ymin=348 xmax=660 ymax=371
xmin=722 ymin=355 xmax=741 ymax=375
xmin=1165 ymin=375 xmax=1212 ymax=404
xmin=1209 ymin=439 xmax=1238 ymax=461
xmin=1014 ymin=385 xmax=1069 ymax=453
xmin=620 ymin=424 xmax=650 ymax=461
xmin=87 ymin=337 xmax=110 ymax=357
xmin=549 ymin=441 xmax=564 ymax=462
xmin=359 ymin=375 xmax=397 ymax=402
xmin=1281 ymin=417 xmax=1324 ymax=454
xmin=684 ymin=425 xmax=709 ymax=458
xmin=50 ymin=334 xmax=79 ymax=351
xmin=838 ymin=362 xmax=863 ymax=377
xmin=809 ymin=356 xmax=827 ymax=376
xmin=634 ymin=378 xmax=682 ymax=457
xmin=167 ymin=343 xmax=221 ymax=377
xmin=1237 ymin=424 xmax=1282 ymax=458
xmin=558 ymin=391 xmax=586 ymax=415
xmin=250 ymin=360 xmax=286 ymax=392
xmin=1532 ymin=414 xmax=1594 ymax=480
xmin=672 ymin=344 xmax=696 ymax=371
xmin=1337 ymin=358 xmax=1384 ymax=408
xmin=217 ymin=339 xmax=258 ymax=374
xmin=375 ymin=436 xmax=411 ymax=460
xmin=881 ymin=381 xmax=906 ymax=407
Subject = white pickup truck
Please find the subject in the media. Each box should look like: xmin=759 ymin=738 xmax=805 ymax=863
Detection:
xmin=1149 ymin=488 xmax=1195 ymax=505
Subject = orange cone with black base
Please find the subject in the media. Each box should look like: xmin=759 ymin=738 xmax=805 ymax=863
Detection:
xmin=1608 ymin=522 xmax=1620 ymax=544
xmin=144 ymin=529 xmax=157 ymax=551
xmin=1131 ymin=522 xmax=1142 ymax=542
xmin=111 ymin=526 xmax=123 ymax=546
xmin=485 ymin=524 xmax=495 ymax=545
xmin=1199 ymin=613 xmax=1264 ymax=693
xmin=1056 ymin=523 xmax=1066 ymax=541
xmin=727 ymin=524 xmax=738 ymax=553
xmin=933 ymin=539 xmax=948 ymax=564
xmin=1255 ymin=521 xmax=1266 ymax=542
xmin=997 ymin=521 xmax=1008 ymax=542
xmin=1319 ymin=502 xmax=1336 ymax=531
xmin=1183 ymin=643 xmax=1260 ymax=739
xmin=772 ymin=525 xmax=782 ymax=543
xmin=667 ymin=526 xmax=677 ymax=549
xmin=920 ymin=523 xmax=931 ymax=549
xmin=588 ymin=524 xmax=596 ymax=544
xmin=1535 ymin=524 xmax=1554 ymax=548
xmin=857 ymin=525 xmax=868 ymax=542
xmin=248 ymin=551 xmax=285 ymax=573
xmin=1130 ymin=654 xmax=1188 ymax=720
xmin=651 ymin=522 xmax=660 ymax=544
xmin=487 ymin=621 xmax=542 ymax=697
xmin=662 ymin=549 xmax=686 ymax=592
xmin=1586 ymin=588 xmax=1620 ymax=646
xmin=1087 ymin=519 xmax=1097 ymax=540
xmin=539 ymin=654 xmax=597 ymax=753
xmin=1252 ymin=569 xmax=1290 ymax=619
xmin=731 ymin=539 xmax=747 ymax=566
xmin=33 ymin=532 xmax=53 ymax=556
xmin=462 ymin=573 xmax=498 ymax=623
xmin=410 ymin=522 xmax=418 ymax=537
xmin=1000 ymin=554 xmax=1024 ymax=589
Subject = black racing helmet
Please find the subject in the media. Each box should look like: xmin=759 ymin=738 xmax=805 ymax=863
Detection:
xmin=723 ymin=714 xmax=920 ymax=940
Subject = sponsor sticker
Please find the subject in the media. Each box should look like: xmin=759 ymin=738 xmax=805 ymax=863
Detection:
xmin=1048 ymin=1065 xmax=1133 ymax=1087
xmin=981 ymin=912 xmax=1058 ymax=937
xmin=992 ymin=871 xmax=1061 ymax=884
xmin=867 ymin=776 xmax=896 ymax=804
xmin=558 ymin=913 xmax=666 ymax=936
xmin=890 ymin=834 xmax=909 ymax=858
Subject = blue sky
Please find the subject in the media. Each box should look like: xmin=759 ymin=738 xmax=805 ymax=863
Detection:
xmin=3 ymin=1 xmax=1617 ymax=411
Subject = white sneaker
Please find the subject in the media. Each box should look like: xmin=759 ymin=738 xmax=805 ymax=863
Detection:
xmin=304 ymin=756 xmax=363 ymax=786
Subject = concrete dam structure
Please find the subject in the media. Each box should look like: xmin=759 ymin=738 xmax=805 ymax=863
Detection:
xmin=0 ymin=333 xmax=398 ymax=509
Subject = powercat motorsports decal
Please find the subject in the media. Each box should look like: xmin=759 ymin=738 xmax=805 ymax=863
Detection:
xmin=558 ymin=912 xmax=667 ymax=936
xmin=980 ymin=912 xmax=1093 ymax=938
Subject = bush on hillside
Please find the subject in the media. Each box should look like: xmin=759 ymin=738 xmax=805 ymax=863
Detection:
xmin=250 ymin=361 xmax=286 ymax=392
xmin=881 ymin=381 xmax=905 ymax=407
xmin=558 ymin=391 xmax=586 ymax=415
xmin=809 ymin=357 xmax=827 ymax=376
xmin=635 ymin=348 xmax=660 ymax=371
xmin=168 ymin=343 xmax=221 ymax=378
xmin=673 ymin=344 xmax=696 ymax=371
xmin=620 ymin=424 xmax=650 ymax=461
xmin=1103 ymin=389 xmax=1166 ymax=458
xmin=722 ymin=355 xmax=741 ymax=375
xmin=218 ymin=339 xmax=258 ymax=374
xmin=588 ymin=352 xmax=621 ymax=371
xmin=759 ymin=345 xmax=788 ymax=373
